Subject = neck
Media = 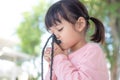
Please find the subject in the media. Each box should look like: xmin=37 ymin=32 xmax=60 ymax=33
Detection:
xmin=70 ymin=39 xmax=87 ymax=53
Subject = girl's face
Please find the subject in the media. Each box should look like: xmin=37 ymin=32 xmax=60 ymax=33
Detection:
xmin=49 ymin=19 xmax=84 ymax=51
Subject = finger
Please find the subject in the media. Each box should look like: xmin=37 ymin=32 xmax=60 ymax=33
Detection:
xmin=44 ymin=52 xmax=50 ymax=58
xmin=54 ymin=43 xmax=59 ymax=47
xmin=64 ymin=50 xmax=68 ymax=55
xmin=44 ymin=53 xmax=51 ymax=62
xmin=46 ymin=47 xmax=52 ymax=51
xmin=53 ymin=43 xmax=62 ymax=50
xmin=45 ymin=47 xmax=52 ymax=54
xmin=45 ymin=50 xmax=50 ymax=54
xmin=44 ymin=56 xmax=50 ymax=62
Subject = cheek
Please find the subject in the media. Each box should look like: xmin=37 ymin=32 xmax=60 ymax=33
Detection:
xmin=61 ymin=31 xmax=80 ymax=49
xmin=66 ymin=37 xmax=79 ymax=45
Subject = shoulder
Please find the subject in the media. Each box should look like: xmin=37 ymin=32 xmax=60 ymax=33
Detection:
xmin=86 ymin=42 xmax=102 ymax=50
xmin=69 ymin=42 xmax=104 ymax=58
xmin=84 ymin=42 xmax=104 ymax=57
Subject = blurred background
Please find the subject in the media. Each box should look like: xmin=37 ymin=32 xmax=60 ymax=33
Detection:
xmin=0 ymin=0 xmax=120 ymax=80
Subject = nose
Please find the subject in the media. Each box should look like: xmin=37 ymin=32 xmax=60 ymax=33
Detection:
xmin=54 ymin=34 xmax=60 ymax=40
xmin=53 ymin=34 xmax=61 ymax=45
xmin=54 ymin=31 xmax=60 ymax=39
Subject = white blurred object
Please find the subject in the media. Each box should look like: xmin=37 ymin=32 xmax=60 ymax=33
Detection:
xmin=0 ymin=59 xmax=22 ymax=80
xmin=18 ymin=71 xmax=29 ymax=80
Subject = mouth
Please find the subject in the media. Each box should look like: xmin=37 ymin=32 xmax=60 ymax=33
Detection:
xmin=59 ymin=42 xmax=65 ymax=50
xmin=53 ymin=34 xmax=61 ymax=45
xmin=56 ymin=40 xmax=61 ymax=45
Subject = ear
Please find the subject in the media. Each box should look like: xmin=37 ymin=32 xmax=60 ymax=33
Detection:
xmin=75 ymin=17 xmax=86 ymax=32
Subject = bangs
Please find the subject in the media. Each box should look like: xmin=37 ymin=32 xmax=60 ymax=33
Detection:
xmin=45 ymin=8 xmax=62 ymax=29
xmin=45 ymin=3 xmax=66 ymax=30
xmin=45 ymin=1 xmax=77 ymax=31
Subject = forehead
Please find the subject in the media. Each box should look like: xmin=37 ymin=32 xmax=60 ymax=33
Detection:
xmin=49 ymin=24 xmax=62 ymax=31
xmin=52 ymin=19 xmax=69 ymax=27
xmin=49 ymin=19 xmax=74 ymax=31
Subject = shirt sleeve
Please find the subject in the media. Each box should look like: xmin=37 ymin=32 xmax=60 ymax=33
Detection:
xmin=45 ymin=68 xmax=57 ymax=80
xmin=52 ymin=45 xmax=109 ymax=80
xmin=53 ymin=54 xmax=85 ymax=80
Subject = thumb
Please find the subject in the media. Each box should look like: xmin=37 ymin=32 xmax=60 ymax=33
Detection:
xmin=64 ymin=50 xmax=68 ymax=55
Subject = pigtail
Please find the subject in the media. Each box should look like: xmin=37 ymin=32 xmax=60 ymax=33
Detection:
xmin=89 ymin=17 xmax=105 ymax=44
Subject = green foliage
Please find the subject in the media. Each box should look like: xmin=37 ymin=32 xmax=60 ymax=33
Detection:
xmin=81 ymin=0 xmax=107 ymax=20
xmin=17 ymin=1 xmax=49 ymax=55
xmin=81 ymin=0 xmax=120 ymax=67
xmin=81 ymin=0 xmax=120 ymax=21
xmin=106 ymin=2 xmax=120 ymax=18
xmin=86 ymin=20 xmax=95 ymax=42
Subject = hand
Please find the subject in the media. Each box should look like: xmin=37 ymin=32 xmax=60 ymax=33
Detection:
xmin=44 ymin=43 xmax=67 ymax=63
xmin=44 ymin=47 xmax=51 ymax=64
xmin=53 ymin=43 xmax=64 ymax=56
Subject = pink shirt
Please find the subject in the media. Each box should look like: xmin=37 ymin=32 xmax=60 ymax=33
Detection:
xmin=45 ymin=43 xmax=109 ymax=80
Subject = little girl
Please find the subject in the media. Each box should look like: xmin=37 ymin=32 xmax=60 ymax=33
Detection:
xmin=44 ymin=0 xmax=109 ymax=80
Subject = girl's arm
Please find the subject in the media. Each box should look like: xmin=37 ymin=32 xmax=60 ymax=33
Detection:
xmin=45 ymin=69 xmax=57 ymax=80
xmin=53 ymin=46 xmax=109 ymax=80
xmin=44 ymin=46 xmax=57 ymax=80
xmin=53 ymin=54 xmax=84 ymax=80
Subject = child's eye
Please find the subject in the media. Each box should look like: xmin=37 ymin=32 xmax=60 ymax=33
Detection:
xmin=58 ymin=28 xmax=63 ymax=31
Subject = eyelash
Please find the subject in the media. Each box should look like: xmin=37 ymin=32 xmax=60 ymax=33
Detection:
xmin=58 ymin=28 xmax=63 ymax=31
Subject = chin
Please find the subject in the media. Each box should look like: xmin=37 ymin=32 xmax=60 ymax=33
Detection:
xmin=60 ymin=43 xmax=70 ymax=50
xmin=61 ymin=45 xmax=69 ymax=50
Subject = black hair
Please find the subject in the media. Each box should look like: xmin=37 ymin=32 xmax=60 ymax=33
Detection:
xmin=45 ymin=0 xmax=105 ymax=44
